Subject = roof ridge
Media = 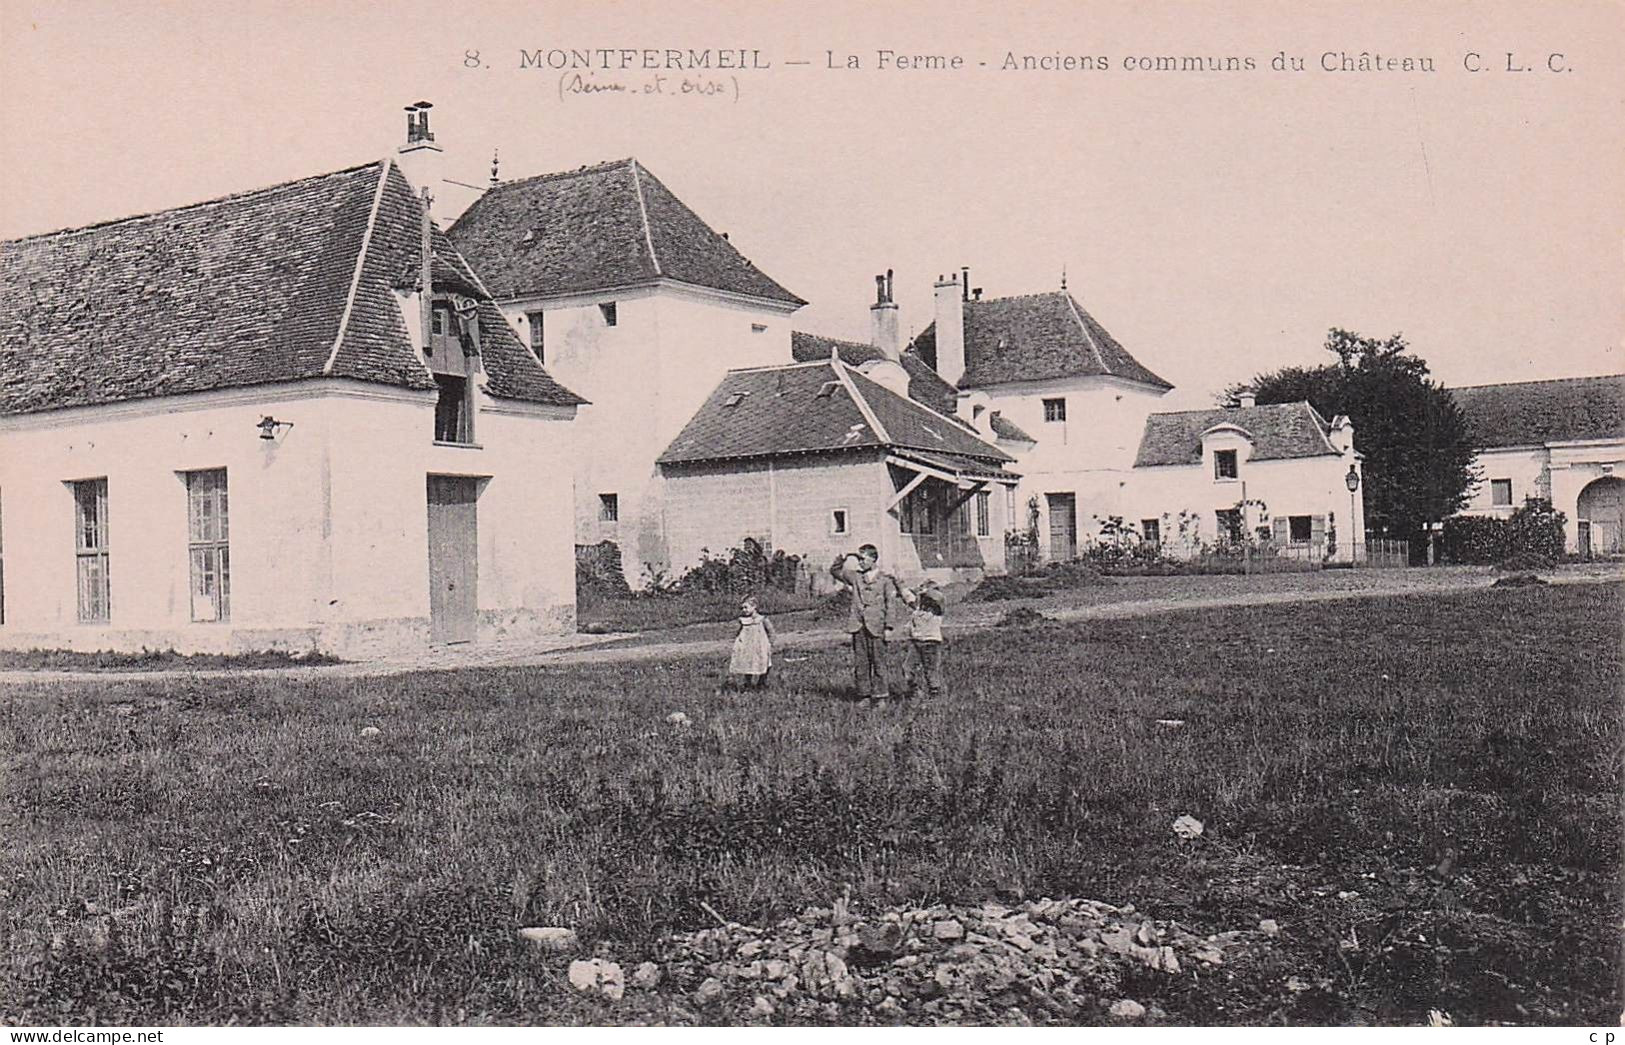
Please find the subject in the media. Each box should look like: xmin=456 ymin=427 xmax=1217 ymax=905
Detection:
xmin=794 ymin=330 xmax=878 ymax=350
xmin=1451 ymin=374 xmax=1624 ymax=391
xmin=322 ymin=159 xmax=393 ymax=376
xmin=1150 ymin=402 xmax=1310 ymax=418
xmin=488 ymin=157 xmax=637 ymax=191
xmin=627 ymin=159 xmax=662 ymax=276
xmin=832 ymin=357 xmax=891 ymax=443
xmin=3 ymin=160 xmax=385 ymax=245
xmin=726 ymin=359 xmax=831 ymax=375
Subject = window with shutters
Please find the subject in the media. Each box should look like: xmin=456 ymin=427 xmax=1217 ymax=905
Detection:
xmin=186 ymin=469 xmax=230 ymax=622
xmin=73 ymin=478 xmax=110 ymax=622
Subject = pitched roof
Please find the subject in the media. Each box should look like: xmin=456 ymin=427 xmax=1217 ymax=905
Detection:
xmin=448 ymin=158 xmax=805 ymax=307
xmin=908 ymin=291 xmax=1172 ymax=391
xmin=1133 ymin=402 xmax=1338 ymax=467
xmin=1450 ymin=376 xmax=1624 ymax=449
xmin=658 ymin=359 xmax=1014 ymax=471
xmin=790 ymin=330 xmax=960 ymax=414
xmin=989 ymin=411 xmax=1035 ymax=444
xmin=1 ymin=160 xmax=583 ymax=415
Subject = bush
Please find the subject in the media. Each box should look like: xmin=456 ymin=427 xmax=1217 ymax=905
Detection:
xmin=679 ymin=538 xmax=804 ymax=596
xmin=576 ymin=542 xmax=633 ymax=600
xmin=1441 ymin=498 xmax=1568 ymax=565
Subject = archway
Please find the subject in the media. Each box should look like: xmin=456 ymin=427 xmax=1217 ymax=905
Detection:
xmin=1577 ymin=476 xmax=1625 ymax=556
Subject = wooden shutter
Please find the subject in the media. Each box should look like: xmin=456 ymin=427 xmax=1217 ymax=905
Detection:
xmin=1272 ymin=517 xmax=1289 ymax=544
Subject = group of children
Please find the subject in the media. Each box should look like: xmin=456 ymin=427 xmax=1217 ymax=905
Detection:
xmin=724 ymin=576 xmax=948 ymax=700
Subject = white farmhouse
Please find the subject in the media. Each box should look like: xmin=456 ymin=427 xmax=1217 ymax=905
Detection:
xmin=1127 ymin=400 xmax=1365 ymax=560
xmin=448 ymin=159 xmax=805 ymax=582
xmin=0 ymin=147 xmax=583 ymax=656
xmin=658 ymin=355 xmax=1019 ymax=588
xmin=899 ymin=270 xmax=1365 ymax=561
xmin=1451 ymin=376 xmax=1624 ymax=554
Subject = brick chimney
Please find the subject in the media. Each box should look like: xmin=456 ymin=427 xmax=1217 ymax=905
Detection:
xmin=933 ymin=271 xmax=966 ymax=387
xmin=1238 ymin=392 xmax=1256 ymax=408
xmin=869 ymin=269 xmax=900 ymax=361
xmin=395 ymin=100 xmax=443 ymax=195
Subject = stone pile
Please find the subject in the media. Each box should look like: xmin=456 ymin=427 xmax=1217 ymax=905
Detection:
xmin=540 ymin=896 xmax=1263 ymax=1024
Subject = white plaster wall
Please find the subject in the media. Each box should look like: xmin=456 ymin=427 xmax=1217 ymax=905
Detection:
xmin=497 ymin=281 xmax=796 ymax=581
xmin=1124 ymin=452 xmax=1366 ymax=557
xmin=1459 ymin=446 xmax=1551 ymax=517
xmin=662 ymin=454 xmax=1011 ymax=588
xmin=0 ymin=380 xmax=576 ymax=654
xmin=975 ymin=376 xmax=1168 ymax=557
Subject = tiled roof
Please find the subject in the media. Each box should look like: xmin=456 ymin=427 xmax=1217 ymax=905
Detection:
xmin=449 ymin=158 xmax=805 ymax=306
xmin=1 ymin=160 xmax=583 ymax=415
xmin=1450 ymin=376 xmax=1623 ymax=449
xmin=1134 ymin=402 xmax=1338 ymax=467
xmin=790 ymin=330 xmax=959 ymax=414
xmin=658 ymin=359 xmax=1012 ymax=469
xmin=989 ymin=411 xmax=1035 ymax=444
xmin=909 ymin=291 xmax=1172 ymax=391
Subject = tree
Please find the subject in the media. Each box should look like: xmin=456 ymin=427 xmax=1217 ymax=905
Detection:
xmin=1224 ymin=329 xmax=1476 ymax=549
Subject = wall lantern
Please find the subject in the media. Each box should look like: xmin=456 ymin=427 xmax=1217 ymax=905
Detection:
xmin=257 ymin=416 xmax=293 ymax=441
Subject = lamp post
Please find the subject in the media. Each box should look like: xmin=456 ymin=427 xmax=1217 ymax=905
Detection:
xmin=1344 ymin=465 xmax=1361 ymax=564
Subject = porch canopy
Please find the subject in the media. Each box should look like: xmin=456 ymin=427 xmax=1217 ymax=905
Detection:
xmin=885 ymin=447 xmax=1020 ymax=510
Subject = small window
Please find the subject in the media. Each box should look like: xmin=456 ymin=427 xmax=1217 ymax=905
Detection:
xmin=1214 ymin=449 xmax=1239 ymax=480
xmin=1491 ymin=479 xmax=1512 ymax=506
xmin=724 ymin=392 xmax=748 ymax=408
xmin=431 ymin=309 xmax=447 ymax=336
xmin=526 ymin=311 xmax=545 ymax=364
xmin=830 ymin=508 xmax=849 ymax=535
xmin=1216 ymin=507 xmax=1243 ymax=544
xmin=434 ymin=374 xmax=474 ymax=444
xmin=1042 ymin=397 xmax=1067 ymax=423
xmin=73 ymin=478 xmax=110 ymax=622
xmin=599 ymin=302 xmax=618 ymax=327
xmin=751 ymin=322 xmax=768 ymax=334
xmin=1289 ymin=515 xmax=1312 ymax=544
xmin=599 ymin=493 xmax=619 ymax=523
xmin=1141 ymin=518 xmax=1160 ymax=546
xmin=816 ymin=381 xmax=840 ymax=399
xmin=186 ymin=469 xmax=231 ymax=622
xmin=976 ymin=490 xmax=991 ymax=537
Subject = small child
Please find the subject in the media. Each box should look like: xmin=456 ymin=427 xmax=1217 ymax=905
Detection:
xmin=903 ymin=581 xmax=947 ymax=700
xmin=726 ymin=595 xmax=776 ymax=690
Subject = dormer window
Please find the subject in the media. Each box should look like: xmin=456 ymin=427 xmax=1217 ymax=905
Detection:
xmin=431 ymin=308 xmax=447 ymax=337
xmin=1214 ymin=449 xmax=1239 ymax=480
xmin=599 ymin=302 xmax=618 ymax=327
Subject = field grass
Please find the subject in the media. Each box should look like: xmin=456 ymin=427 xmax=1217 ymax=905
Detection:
xmin=0 ymin=648 xmax=344 ymax=672
xmin=2 ymin=583 xmax=1618 ymax=1025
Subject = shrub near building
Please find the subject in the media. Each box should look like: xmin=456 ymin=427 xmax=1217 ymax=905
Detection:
xmin=1440 ymin=497 xmax=1568 ymax=565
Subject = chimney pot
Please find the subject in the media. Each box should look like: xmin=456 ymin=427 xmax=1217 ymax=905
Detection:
xmin=961 ymin=266 xmax=970 ymax=302
xmin=1238 ymin=393 xmax=1257 ymax=408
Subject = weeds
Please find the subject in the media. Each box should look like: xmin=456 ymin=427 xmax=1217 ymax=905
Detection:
xmin=1 ymin=584 xmax=1618 ymax=1025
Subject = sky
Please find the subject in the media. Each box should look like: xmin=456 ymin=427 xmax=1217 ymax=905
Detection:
xmin=4 ymin=0 xmax=1621 ymax=409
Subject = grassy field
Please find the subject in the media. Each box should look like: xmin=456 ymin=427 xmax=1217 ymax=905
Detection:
xmin=2 ymin=583 xmax=1618 ymax=1025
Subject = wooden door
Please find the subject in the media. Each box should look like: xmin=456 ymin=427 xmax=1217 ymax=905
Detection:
xmin=427 ymin=476 xmax=478 ymax=644
xmin=1047 ymin=493 xmax=1077 ymax=561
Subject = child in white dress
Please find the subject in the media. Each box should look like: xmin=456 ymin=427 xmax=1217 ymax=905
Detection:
xmin=727 ymin=595 xmax=776 ymax=690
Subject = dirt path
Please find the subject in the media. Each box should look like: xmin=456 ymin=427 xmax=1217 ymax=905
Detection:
xmin=5 ymin=566 xmax=1618 ymax=685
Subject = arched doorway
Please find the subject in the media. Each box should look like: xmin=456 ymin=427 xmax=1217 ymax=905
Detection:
xmin=1577 ymin=476 xmax=1625 ymax=556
